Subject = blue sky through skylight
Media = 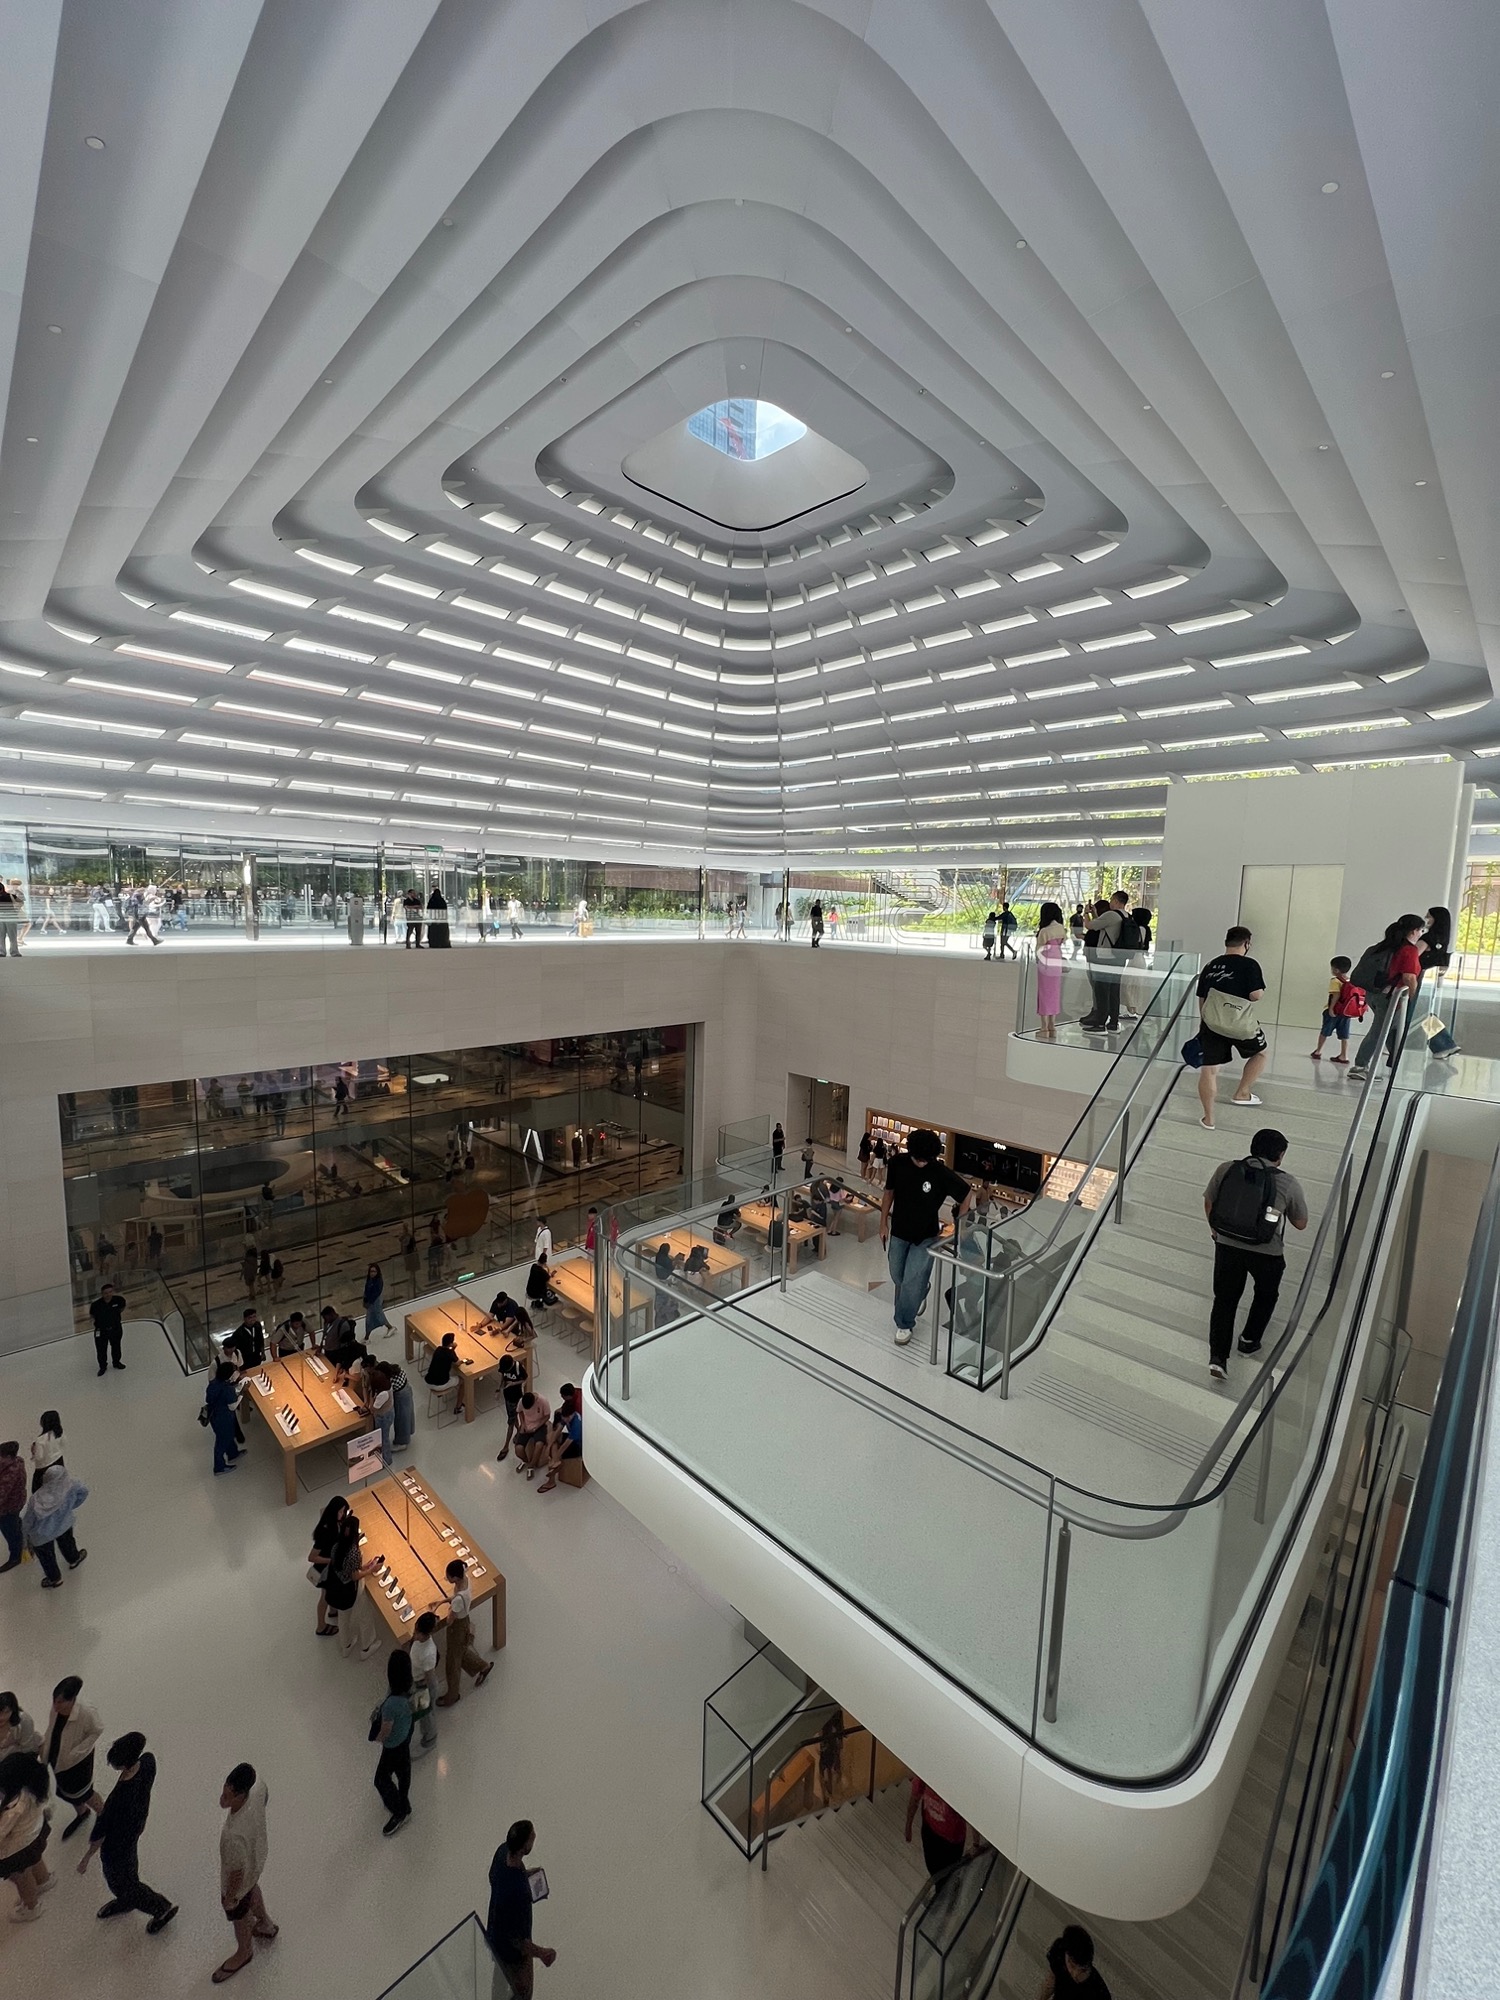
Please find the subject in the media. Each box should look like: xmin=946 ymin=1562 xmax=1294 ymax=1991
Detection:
xmin=686 ymin=398 xmax=807 ymax=461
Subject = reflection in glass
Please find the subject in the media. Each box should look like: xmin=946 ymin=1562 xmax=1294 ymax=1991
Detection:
xmin=59 ymin=1026 xmax=690 ymax=1365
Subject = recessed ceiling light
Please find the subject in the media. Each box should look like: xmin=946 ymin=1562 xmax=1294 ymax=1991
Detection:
xmin=84 ymin=135 xmax=105 ymax=150
xmin=842 ymin=326 xmax=853 ymax=334
xmin=1015 ymin=240 xmax=1027 ymax=249
xmin=1321 ymin=181 xmax=1339 ymax=193
xmin=1317 ymin=443 xmax=1330 ymax=450
xmin=1142 ymin=404 xmax=1151 ymax=411
xmin=24 ymin=436 xmax=37 ymax=444
xmin=1415 ymin=481 xmax=1427 ymax=488
xmin=46 ymin=324 xmax=61 ymax=334
xmin=441 ymin=217 xmax=455 ymax=228
xmin=1380 ymin=370 xmax=1395 ymax=379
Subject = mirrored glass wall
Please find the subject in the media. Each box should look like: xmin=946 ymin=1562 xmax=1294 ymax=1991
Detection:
xmin=60 ymin=1026 xmax=690 ymax=1364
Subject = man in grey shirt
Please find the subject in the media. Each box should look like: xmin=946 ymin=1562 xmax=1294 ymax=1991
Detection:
xmin=1203 ymin=1127 xmax=1308 ymax=1379
xmin=1080 ymin=891 xmax=1131 ymax=1032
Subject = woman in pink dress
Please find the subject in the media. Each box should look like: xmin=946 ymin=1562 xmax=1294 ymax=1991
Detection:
xmin=1035 ymin=901 xmax=1066 ymax=1039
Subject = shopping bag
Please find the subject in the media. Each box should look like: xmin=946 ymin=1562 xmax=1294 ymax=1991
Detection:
xmin=1180 ymin=1034 xmax=1204 ymax=1070
xmin=1418 ymin=1013 xmax=1459 ymax=1058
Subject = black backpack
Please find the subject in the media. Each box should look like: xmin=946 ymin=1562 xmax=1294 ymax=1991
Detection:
xmin=1209 ymin=1158 xmax=1282 ymax=1245
xmin=1349 ymin=941 xmax=1396 ymax=995
xmin=1114 ymin=917 xmax=1144 ymax=954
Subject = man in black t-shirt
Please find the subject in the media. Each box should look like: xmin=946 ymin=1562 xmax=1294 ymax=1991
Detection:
xmin=879 ymin=1130 xmax=970 ymax=1347
xmin=89 ymin=1283 xmax=127 ymax=1375
xmin=1039 ymin=1925 xmax=1112 ymax=2000
xmin=486 ymin=1818 xmax=555 ymax=1996
xmin=1195 ymin=926 xmax=1269 ymax=1130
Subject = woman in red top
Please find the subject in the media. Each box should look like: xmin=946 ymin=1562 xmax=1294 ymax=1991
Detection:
xmin=1350 ymin=916 xmax=1425 ymax=1080
xmin=905 ymin=1775 xmax=967 ymax=1879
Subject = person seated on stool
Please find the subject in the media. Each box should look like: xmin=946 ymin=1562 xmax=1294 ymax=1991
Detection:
xmin=538 ymin=1389 xmax=583 ymax=1495
xmin=525 ymin=1254 xmax=558 ymax=1311
xmin=683 ymin=1244 xmax=710 ymax=1278
xmin=423 ymin=1333 xmax=459 ymax=1387
xmin=512 ymin=1393 xmax=552 ymax=1479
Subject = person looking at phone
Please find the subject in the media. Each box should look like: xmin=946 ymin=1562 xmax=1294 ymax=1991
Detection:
xmin=486 ymin=1818 xmax=556 ymax=1996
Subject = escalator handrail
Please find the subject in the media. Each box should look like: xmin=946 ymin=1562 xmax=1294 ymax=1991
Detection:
xmin=932 ymin=956 xmax=1201 ymax=1289
xmin=1262 ymin=1142 xmax=1500 ymax=2000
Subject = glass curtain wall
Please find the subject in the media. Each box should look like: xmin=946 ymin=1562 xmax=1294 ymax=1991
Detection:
xmin=59 ymin=1025 xmax=690 ymax=1354
xmin=784 ymin=864 xmax=1163 ymax=945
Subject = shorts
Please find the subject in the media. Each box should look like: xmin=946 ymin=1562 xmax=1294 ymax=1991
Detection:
xmin=559 ymin=1441 xmax=583 ymax=1461
xmin=225 ymin=1888 xmax=257 ymax=1923
xmin=1199 ymin=1026 xmax=1267 ymax=1067
xmin=0 ymin=1824 xmax=49 ymax=1880
xmin=1320 ymin=1010 xmax=1352 ymax=1042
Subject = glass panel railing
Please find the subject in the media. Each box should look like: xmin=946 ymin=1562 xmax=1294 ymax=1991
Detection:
xmin=591 ymin=998 xmax=1424 ymax=1782
xmin=718 ymin=1114 xmax=775 ymax=1188
xmin=1260 ymin=1149 xmax=1500 ymax=2000
xmin=938 ymin=956 xmax=1202 ymax=1389
xmin=909 ymin=1847 xmax=1024 ymax=2000
xmin=374 ymin=1912 xmax=500 ymax=2000
xmin=1011 ymin=937 xmax=1195 ymax=1052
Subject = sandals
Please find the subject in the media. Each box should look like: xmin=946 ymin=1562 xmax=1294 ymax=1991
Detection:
xmin=474 ymin=1663 xmax=493 ymax=1688
xmin=213 ymin=1960 xmax=251 ymax=1984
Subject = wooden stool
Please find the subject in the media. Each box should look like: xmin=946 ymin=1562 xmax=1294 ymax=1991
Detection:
xmin=558 ymin=1457 xmax=589 ymax=1489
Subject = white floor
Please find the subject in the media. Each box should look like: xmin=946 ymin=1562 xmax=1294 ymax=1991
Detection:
xmin=0 ymin=1281 xmax=920 ymax=2000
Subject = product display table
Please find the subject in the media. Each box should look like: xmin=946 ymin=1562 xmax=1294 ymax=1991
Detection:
xmin=241 ymin=1352 xmax=369 ymax=1505
xmin=829 ymin=1192 xmax=881 ymax=1241
xmin=634 ymin=1227 xmax=751 ymax=1294
xmin=738 ymin=1198 xmax=827 ymax=1271
xmin=355 ymin=1466 xmax=506 ymax=1650
xmin=548 ymin=1252 xmax=631 ymax=1334
xmin=404 ymin=1293 xmax=534 ymax=1422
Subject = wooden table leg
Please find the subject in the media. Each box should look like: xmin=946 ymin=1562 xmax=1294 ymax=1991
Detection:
xmin=464 ymin=1374 xmax=476 ymax=1423
xmin=284 ymin=1452 xmax=298 ymax=1506
xmin=491 ymin=1578 xmax=506 ymax=1650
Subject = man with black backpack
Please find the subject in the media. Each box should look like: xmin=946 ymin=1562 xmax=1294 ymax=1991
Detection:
xmin=1202 ymin=1128 xmax=1308 ymax=1380
xmin=1079 ymin=891 xmax=1134 ymax=1032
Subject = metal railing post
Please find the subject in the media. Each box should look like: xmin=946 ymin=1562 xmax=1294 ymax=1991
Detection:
xmin=868 ymin=1732 xmax=876 ymax=1802
xmin=592 ymin=1221 xmax=609 ymax=1388
xmin=1042 ymin=1520 xmax=1071 ymax=1723
xmin=999 ymin=1281 xmax=1014 ymax=1400
xmin=779 ymin=1189 xmax=790 ymax=1294
xmin=1113 ymin=1109 xmax=1129 ymax=1224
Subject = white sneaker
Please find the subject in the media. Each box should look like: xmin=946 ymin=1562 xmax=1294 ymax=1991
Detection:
xmin=10 ymin=1904 xmax=42 ymax=1923
xmin=1209 ymin=1361 xmax=1226 ymax=1380
xmin=894 ymin=1327 xmax=913 ymax=1346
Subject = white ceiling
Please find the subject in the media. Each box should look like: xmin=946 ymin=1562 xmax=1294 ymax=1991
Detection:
xmin=0 ymin=0 xmax=1496 ymax=867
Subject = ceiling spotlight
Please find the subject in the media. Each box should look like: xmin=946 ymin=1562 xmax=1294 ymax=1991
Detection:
xmin=84 ymin=135 xmax=105 ymax=150
xmin=46 ymin=324 xmax=61 ymax=334
xmin=323 ymin=377 xmax=334 ymax=385
xmin=1380 ymin=370 xmax=1395 ymax=379
xmin=25 ymin=436 xmax=38 ymax=444
xmin=1321 ymin=181 xmax=1339 ymax=193
xmin=1317 ymin=443 xmax=1330 ymax=451
xmin=1142 ymin=404 xmax=1152 ymax=411
xmin=1415 ymin=480 xmax=1428 ymax=487
xmin=1015 ymin=240 xmax=1027 ymax=249
xmin=843 ymin=326 xmax=853 ymax=334
xmin=441 ymin=217 xmax=455 ymax=228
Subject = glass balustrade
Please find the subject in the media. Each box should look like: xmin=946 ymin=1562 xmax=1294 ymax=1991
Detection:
xmin=374 ymin=1913 xmax=501 ymax=2000
xmin=591 ymin=1012 xmax=1424 ymax=1781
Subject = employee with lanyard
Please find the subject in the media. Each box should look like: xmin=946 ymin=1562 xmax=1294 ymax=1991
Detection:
xmin=879 ymin=1129 xmax=970 ymax=1347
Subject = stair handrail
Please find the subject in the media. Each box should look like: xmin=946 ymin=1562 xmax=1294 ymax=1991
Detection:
xmin=931 ymin=953 xmax=1201 ymax=1293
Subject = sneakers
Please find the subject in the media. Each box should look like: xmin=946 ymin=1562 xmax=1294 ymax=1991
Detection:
xmin=147 ymin=1905 xmax=179 ymax=1935
xmin=1349 ymin=1067 xmax=1368 ymax=1081
xmin=66 ymin=1548 xmax=87 ymax=1570
xmin=41 ymin=1576 xmax=63 ymax=1590
xmin=382 ymin=1809 xmax=412 ymax=1837
xmin=9 ymin=1903 xmax=41 ymax=1922
xmin=1209 ymin=1361 xmax=1227 ymax=1380
xmin=1237 ymin=1337 xmax=1263 ymax=1355
xmin=894 ymin=1326 xmax=913 ymax=1346
xmin=97 ymin=1900 xmax=130 ymax=1920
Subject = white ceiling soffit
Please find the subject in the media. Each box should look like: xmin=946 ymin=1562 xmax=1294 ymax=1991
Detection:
xmin=0 ymin=0 xmax=1495 ymax=866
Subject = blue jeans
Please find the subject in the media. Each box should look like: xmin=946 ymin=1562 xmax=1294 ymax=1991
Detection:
xmin=887 ymin=1234 xmax=940 ymax=1332
xmin=0 ymin=1512 xmax=21 ymax=1564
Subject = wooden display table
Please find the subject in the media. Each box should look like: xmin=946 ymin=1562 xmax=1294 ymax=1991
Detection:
xmin=738 ymin=1198 xmax=827 ymax=1271
xmin=634 ymin=1228 xmax=751 ymax=1294
xmin=829 ymin=1192 xmax=880 ymax=1242
xmin=356 ymin=1467 xmax=505 ymax=1650
xmin=240 ymin=1352 xmax=368 ymax=1505
xmin=549 ymin=1252 xmax=630 ymax=1331
xmin=404 ymin=1293 xmax=533 ymax=1422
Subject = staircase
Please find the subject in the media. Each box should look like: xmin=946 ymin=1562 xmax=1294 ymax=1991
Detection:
xmin=1007 ymin=1075 xmax=1354 ymax=1497
xmin=769 ymin=1786 xmax=931 ymax=1998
